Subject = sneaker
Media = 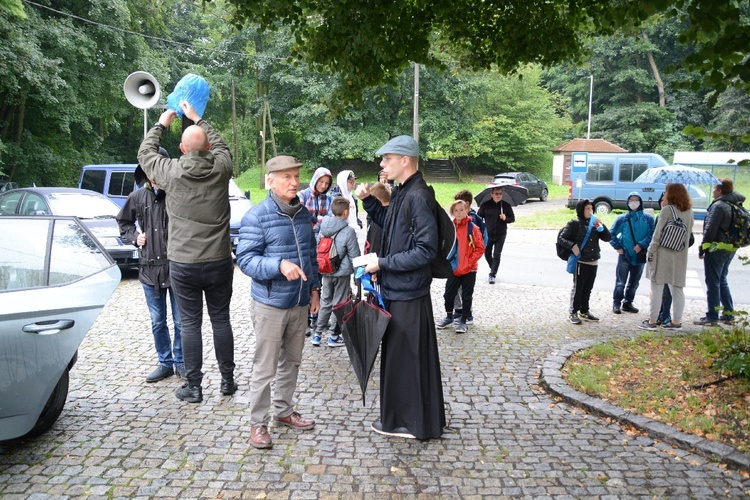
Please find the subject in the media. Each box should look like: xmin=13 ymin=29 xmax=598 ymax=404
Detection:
xmin=569 ymin=312 xmax=582 ymax=325
xmin=145 ymin=364 xmax=174 ymax=383
xmin=175 ymin=383 xmax=203 ymax=403
xmin=661 ymin=321 xmax=682 ymax=330
xmin=465 ymin=315 xmax=474 ymax=325
xmin=719 ymin=315 xmax=736 ymax=325
xmin=436 ymin=316 xmax=453 ymax=329
xmin=328 ymin=336 xmax=345 ymax=347
xmin=638 ymin=320 xmax=658 ymax=331
xmin=579 ymin=312 xmax=600 ymax=322
xmin=311 ymin=335 xmax=321 ymax=346
xmin=452 ymin=315 xmax=462 ymax=325
xmin=175 ymin=363 xmax=187 ymax=379
xmin=488 ymin=275 xmax=496 ymax=284
xmin=221 ymin=377 xmax=238 ymax=395
xmin=371 ymin=421 xmax=416 ymax=439
xmin=621 ymin=303 xmax=639 ymax=313
xmin=455 ymin=321 xmax=467 ymax=334
xmin=613 ymin=305 xmax=622 ymax=314
xmin=693 ymin=317 xmax=718 ymax=326
xmin=656 ymin=316 xmax=670 ymax=326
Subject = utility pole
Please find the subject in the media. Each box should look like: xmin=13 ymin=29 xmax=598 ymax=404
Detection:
xmin=413 ymin=63 xmax=420 ymax=142
xmin=231 ymin=78 xmax=239 ymax=177
xmin=260 ymin=102 xmax=277 ymax=189
xmin=587 ymin=75 xmax=593 ymax=139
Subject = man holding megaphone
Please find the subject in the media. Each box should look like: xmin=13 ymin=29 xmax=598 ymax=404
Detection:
xmin=138 ymin=101 xmax=236 ymax=404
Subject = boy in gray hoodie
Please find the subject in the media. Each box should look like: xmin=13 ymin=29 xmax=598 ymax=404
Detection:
xmin=312 ymin=197 xmax=361 ymax=347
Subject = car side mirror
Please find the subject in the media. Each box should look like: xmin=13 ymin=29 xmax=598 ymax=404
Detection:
xmin=244 ymin=190 xmax=251 ymax=201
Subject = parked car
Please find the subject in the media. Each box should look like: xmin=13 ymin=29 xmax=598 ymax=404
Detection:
xmin=0 ymin=215 xmax=120 ymax=441
xmin=0 ymin=187 xmax=139 ymax=269
xmin=492 ymin=171 xmax=549 ymax=201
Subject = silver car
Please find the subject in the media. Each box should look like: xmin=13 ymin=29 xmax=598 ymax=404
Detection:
xmin=0 ymin=216 xmax=120 ymax=440
xmin=0 ymin=187 xmax=139 ymax=269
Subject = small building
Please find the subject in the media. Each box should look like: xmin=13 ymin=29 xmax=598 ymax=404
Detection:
xmin=551 ymin=139 xmax=627 ymax=185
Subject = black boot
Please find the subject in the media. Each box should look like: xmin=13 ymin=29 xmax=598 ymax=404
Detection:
xmin=176 ymin=383 xmax=203 ymax=403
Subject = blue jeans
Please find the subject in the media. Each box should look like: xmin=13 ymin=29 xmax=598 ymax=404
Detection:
xmin=170 ymin=258 xmax=235 ymax=386
xmin=613 ymin=254 xmax=644 ymax=307
xmin=142 ymin=284 xmax=183 ymax=367
xmin=703 ymin=250 xmax=735 ymax=321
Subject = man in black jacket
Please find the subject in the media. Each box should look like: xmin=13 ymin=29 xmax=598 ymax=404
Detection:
xmin=117 ymin=151 xmax=184 ymax=383
xmin=477 ymin=186 xmax=515 ymax=284
xmin=695 ymin=179 xmax=747 ymax=325
xmin=356 ymin=135 xmax=445 ymax=440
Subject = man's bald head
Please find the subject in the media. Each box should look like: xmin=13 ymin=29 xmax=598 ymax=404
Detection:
xmin=180 ymin=125 xmax=210 ymax=154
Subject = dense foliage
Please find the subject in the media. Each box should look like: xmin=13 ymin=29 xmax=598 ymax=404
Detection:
xmin=0 ymin=0 xmax=748 ymax=187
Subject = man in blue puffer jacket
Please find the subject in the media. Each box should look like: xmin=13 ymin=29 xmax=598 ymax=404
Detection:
xmin=236 ymin=155 xmax=321 ymax=450
xmin=609 ymin=192 xmax=655 ymax=315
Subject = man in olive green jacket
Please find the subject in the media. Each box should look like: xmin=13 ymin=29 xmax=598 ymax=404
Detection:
xmin=138 ymin=101 xmax=236 ymax=404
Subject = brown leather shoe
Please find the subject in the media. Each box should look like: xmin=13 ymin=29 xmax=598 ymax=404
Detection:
xmin=250 ymin=425 xmax=272 ymax=449
xmin=273 ymin=411 xmax=315 ymax=430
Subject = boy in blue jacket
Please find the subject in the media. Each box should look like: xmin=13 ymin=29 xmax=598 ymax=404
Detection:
xmin=608 ymin=193 xmax=655 ymax=314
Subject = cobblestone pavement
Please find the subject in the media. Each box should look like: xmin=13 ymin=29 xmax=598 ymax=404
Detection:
xmin=2 ymin=239 xmax=749 ymax=498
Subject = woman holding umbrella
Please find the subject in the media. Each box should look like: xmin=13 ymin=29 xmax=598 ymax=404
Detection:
xmin=477 ymin=186 xmax=515 ymax=284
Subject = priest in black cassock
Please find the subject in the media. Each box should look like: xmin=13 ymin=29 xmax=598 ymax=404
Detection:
xmin=356 ymin=135 xmax=446 ymax=440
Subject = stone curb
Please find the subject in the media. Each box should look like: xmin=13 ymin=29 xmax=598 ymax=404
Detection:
xmin=540 ymin=336 xmax=750 ymax=472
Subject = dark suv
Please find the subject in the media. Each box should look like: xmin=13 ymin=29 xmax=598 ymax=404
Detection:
xmin=491 ymin=172 xmax=548 ymax=201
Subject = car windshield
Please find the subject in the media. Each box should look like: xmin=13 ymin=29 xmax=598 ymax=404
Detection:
xmin=492 ymin=175 xmax=515 ymax=183
xmin=228 ymin=178 xmax=245 ymax=199
xmin=46 ymin=192 xmax=120 ymax=218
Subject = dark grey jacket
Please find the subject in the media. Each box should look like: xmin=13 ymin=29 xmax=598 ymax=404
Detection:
xmin=363 ymin=172 xmax=437 ymax=301
xmin=701 ymin=191 xmax=747 ymax=254
xmin=116 ymin=184 xmax=170 ymax=290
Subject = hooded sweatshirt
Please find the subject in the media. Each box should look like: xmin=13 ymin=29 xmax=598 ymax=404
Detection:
xmin=331 ymin=170 xmax=360 ymax=232
xmin=318 ymin=215 xmax=360 ymax=277
xmin=297 ymin=167 xmax=333 ymax=237
xmin=558 ymin=199 xmax=611 ymax=263
xmin=609 ymin=192 xmax=655 ymax=266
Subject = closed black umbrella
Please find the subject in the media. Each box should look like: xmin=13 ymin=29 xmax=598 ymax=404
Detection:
xmin=332 ymin=274 xmax=391 ymax=406
xmin=474 ymin=183 xmax=529 ymax=207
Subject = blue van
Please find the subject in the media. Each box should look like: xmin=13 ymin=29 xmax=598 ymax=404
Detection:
xmin=79 ymin=164 xmax=138 ymax=208
xmin=566 ymin=153 xmax=709 ymax=219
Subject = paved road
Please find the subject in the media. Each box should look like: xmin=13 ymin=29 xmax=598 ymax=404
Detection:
xmin=1 ymin=232 xmax=748 ymax=497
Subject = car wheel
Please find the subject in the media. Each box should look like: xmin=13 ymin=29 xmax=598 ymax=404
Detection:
xmin=540 ymin=189 xmax=548 ymax=202
xmin=594 ymin=201 xmax=612 ymax=214
xmin=22 ymin=369 xmax=69 ymax=439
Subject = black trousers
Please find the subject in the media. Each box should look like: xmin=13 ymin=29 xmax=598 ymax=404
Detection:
xmin=443 ymin=272 xmax=477 ymax=317
xmin=170 ymin=258 xmax=235 ymax=386
xmin=485 ymin=232 xmax=507 ymax=276
xmin=570 ymin=262 xmax=598 ymax=314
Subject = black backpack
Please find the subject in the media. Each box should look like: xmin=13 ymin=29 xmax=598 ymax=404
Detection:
xmin=556 ymin=220 xmax=579 ymax=261
xmin=401 ymin=184 xmax=456 ymax=279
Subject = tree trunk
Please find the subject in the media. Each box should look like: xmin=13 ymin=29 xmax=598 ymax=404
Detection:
xmin=642 ymin=31 xmax=666 ymax=107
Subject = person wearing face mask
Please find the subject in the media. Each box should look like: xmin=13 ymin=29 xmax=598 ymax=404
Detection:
xmin=558 ymin=199 xmax=611 ymax=324
xmin=608 ymin=193 xmax=655 ymax=314
xmin=117 ymin=150 xmax=184 ymax=383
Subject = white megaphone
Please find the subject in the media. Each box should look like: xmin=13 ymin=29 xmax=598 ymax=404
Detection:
xmin=124 ymin=71 xmax=161 ymax=109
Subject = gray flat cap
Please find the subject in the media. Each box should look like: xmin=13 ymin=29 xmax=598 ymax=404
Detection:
xmin=376 ymin=135 xmax=419 ymax=157
xmin=266 ymin=155 xmax=303 ymax=173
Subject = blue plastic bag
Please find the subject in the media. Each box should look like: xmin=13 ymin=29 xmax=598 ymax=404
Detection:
xmin=167 ymin=74 xmax=210 ymax=118
xmin=566 ymin=254 xmax=578 ymax=274
xmin=355 ymin=266 xmax=385 ymax=309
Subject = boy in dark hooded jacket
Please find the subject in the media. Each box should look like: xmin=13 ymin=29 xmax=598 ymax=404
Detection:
xmin=608 ymin=192 xmax=655 ymax=314
xmin=558 ymin=199 xmax=611 ymax=324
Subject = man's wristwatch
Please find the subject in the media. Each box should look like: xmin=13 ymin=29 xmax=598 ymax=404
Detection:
xmin=153 ymin=122 xmax=165 ymax=131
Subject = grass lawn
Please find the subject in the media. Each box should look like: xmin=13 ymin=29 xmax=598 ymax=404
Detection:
xmin=564 ymin=330 xmax=750 ymax=454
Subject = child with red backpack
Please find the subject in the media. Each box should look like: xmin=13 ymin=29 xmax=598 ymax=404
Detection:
xmin=436 ymin=200 xmax=485 ymax=334
xmin=312 ymin=197 xmax=360 ymax=347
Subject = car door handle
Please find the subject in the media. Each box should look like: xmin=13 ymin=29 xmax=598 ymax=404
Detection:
xmin=23 ymin=319 xmax=75 ymax=335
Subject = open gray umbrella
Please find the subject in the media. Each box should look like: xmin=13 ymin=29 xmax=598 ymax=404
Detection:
xmin=634 ymin=164 xmax=721 ymax=185
xmin=474 ymin=183 xmax=529 ymax=207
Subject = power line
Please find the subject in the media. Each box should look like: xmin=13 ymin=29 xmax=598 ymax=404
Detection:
xmin=22 ymin=0 xmax=249 ymax=57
